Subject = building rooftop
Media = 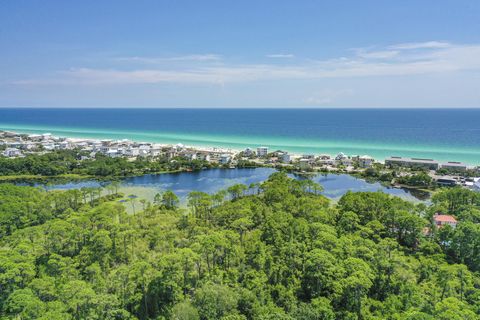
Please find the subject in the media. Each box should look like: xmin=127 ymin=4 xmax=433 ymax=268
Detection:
xmin=441 ymin=161 xmax=467 ymax=167
xmin=359 ymin=155 xmax=373 ymax=160
xmin=434 ymin=213 xmax=457 ymax=223
xmin=386 ymin=156 xmax=439 ymax=164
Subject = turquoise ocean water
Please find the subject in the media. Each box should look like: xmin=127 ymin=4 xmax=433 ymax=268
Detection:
xmin=1 ymin=108 xmax=479 ymax=165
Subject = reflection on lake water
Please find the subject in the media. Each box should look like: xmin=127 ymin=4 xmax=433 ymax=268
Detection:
xmin=36 ymin=168 xmax=429 ymax=203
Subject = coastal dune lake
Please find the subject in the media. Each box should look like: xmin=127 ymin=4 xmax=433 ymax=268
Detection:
xmin=1 ymin=108 xmax=480 ymax=165
xmin=42 ymin=168 xmax=429 ymax=204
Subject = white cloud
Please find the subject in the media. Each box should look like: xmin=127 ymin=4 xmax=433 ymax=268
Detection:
xmin=304 ymin=89 xmax=354 ymax=105
xmin=115 ymin=54 xmax=222 ymax=63
xmin=356 ymin=50 xmax=399 ymax=59
xmin=266 ymin=53 xmax=295 ymax=58
xmin=11 ymin=42 xmax=480 ymax=86
xmin=388 ymin=41 xmax=451 ymax=50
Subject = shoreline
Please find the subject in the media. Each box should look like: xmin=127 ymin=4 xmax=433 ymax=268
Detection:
xmin=1 ymin=129 xmax=479 ymax=195
xmin=1 ymin=127 xmax=479 ymax=167
xmin=0 ymin=128 xmax=449 ymax=202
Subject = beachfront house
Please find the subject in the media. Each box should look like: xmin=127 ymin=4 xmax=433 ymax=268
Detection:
xmin=281 ymin=153 xmax=291 ymax=163
xmin=340 ymin=158 xmax=353 ymax=167
xmin=302 ymin=154 xmax=315 ymax=160
xmin=440 ymin=161 xmax=468 ymax=172
xmin=335 ymin=152 xmax=348 ymax=161
xmin=243 ymin=148 xmax=253 ymax=157
xmin=28 ymin=134 xmax=43 ymax=141
xmin=100 ymin=139 xmax=113 ymax=147
xmin=385 ymin=156 xmax=439 ymax=170
xmin=358 ymin=155 xmax=374 ymax=168
xmin=257 ymin=146 xmax=269 ymax=157
xmin=317 ymin=158 xmax=335 ymax=166
xmin=2 ymin=131 xmax=17 ymax=138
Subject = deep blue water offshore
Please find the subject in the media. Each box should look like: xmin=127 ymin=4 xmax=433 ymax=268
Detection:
xmin=1 ymin=108 xmax=479 ymax=164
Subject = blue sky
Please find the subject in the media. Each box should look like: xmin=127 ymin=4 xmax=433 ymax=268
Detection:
xmin=1 ymin=0 xmax=480 ymax=108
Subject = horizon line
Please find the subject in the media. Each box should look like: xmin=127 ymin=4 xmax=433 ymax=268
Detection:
xmin=1 ymin=106 xmax=480 ymax=110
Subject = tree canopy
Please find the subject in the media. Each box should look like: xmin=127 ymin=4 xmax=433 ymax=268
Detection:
xmin=0 ymin=172 xmax=479 ymax=319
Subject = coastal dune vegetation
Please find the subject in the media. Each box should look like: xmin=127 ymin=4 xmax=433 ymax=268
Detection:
xmin=0 ymin=150 xmax=213 ymax=181
xmin=0 ymin=172 xmax=479 ymax=319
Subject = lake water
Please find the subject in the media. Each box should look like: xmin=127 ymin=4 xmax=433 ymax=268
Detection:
xmin=40 ymin=168 xmax=429 ymax=204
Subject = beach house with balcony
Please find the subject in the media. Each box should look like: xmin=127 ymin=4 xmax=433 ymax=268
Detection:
xmin=257 ymin=146 xmax=269 ymax=157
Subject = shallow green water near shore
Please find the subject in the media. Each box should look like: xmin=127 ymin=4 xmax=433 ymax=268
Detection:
xmin=2 ymin=108 xmax=479 ymax=164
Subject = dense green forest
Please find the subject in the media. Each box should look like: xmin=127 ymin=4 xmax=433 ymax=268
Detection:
xmin=1 ymin=172 xmax=479 ymax=319
xmin=0 ymin=150 xmax=212 ymax=178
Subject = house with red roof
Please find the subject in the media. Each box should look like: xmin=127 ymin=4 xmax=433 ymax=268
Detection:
xmin=433 ymin=213 xmax=457 ymax=228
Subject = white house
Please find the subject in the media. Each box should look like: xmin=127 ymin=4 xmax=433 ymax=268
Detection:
xmin=23 ymin=143 xmax=37 ymax=151
xmin=341 ymin=158 xmax=353 ymax=166
xmin=281 ymin=153 xmax=291 ymax=163
xmin=183 ymin=152 xmax=197 ymax=161
xmin=219 ymin=154 xmax=231 ymax=164
xmin=257 ymin=146 xmax=269 ymax=157
xmin=138 ymin=149 xmax=150 ymax=157
xmin=302 ymin=154 xmax=315 ymax=160
xmin=42 ymin=142 xmax=55 ymax=151
xmin=243 ymin=148 xmax=253 ymax=157
xmin=318 ymin=154 xmax=332 ymax=160
xmin=335 ymin=152 xmax=347 ymax=161
xmin=106 ymin=149 xmax=121 ymax=158
xmin=125 ymin=148 xmax=140 ymax=157
xmin=298 ymin=158 xmax=313 ymax=170
xmin=196 ymin=152 xmax=211 ymax=162
xmin=76 ymin=142 xmax=89 ymax=149
xmin=3 ymin=148 xmax=22 ymax=157
xmin=58 ymin=141 xmax=72 ymax=150
xmin=7 ymin=141 xmax=22 ymax=148
xmin=358 ymin=155 xmax=374 ymax=168
xmin=27 ymin=134 xmax=43 ymax=141
xmin=150 ymin=148 xmax=162 ymax=157
xmin=441 ymin=161 xmax=468 ymax=172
